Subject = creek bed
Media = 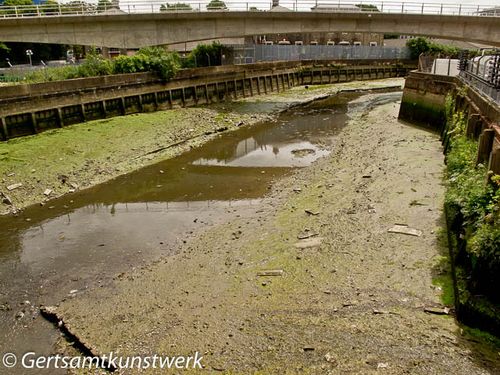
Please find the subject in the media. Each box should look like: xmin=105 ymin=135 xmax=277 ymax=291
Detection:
xmin=0 ymin=89 xmax=402 ymax=370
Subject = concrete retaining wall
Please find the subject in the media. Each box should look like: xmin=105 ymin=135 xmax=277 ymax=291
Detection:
xmin=400 ymin=70 xmax=500 ymax=337
xmin=399 ymin=71 xmax=500 ymax=175
xmin=0 ymin=61 xmax=412 ymax=141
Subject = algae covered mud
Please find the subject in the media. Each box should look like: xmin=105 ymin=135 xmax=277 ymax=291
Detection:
xmin=0 ymin=79 xmax=403 ymax=215
xmin=0 ymin=83 xmax=395 ymax=372
xmin=0 ymin=79 xmax=498 ymax=374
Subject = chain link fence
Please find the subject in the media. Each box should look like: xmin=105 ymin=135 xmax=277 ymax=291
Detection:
xmin=230 ymin=45 xmax=410 ymax=64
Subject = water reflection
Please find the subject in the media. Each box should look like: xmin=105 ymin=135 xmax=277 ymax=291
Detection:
xmin=0 ymin=91 xmax=392 ymax=309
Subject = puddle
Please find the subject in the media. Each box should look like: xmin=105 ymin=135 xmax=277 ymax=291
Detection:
xmin=0 ymin=90 xmax=402 ymax=365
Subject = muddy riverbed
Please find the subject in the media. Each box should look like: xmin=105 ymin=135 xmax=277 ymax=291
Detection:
xmin=0 ymin=80 xmax=403 ymax=215
xmin=0 ymin=80 xmax=498 ymax=374
xmin=0 ymin=86 xmax=392 ymax=372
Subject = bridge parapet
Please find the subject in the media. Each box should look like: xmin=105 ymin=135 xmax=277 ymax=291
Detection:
xmin=0 ymin=4 xmax=499 ymax=47
xmin=0 ymin=0 xmax=499 ymax=18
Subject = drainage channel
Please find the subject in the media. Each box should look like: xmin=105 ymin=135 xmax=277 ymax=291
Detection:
xmin=0 ymin=89 xmax=402 ymax=373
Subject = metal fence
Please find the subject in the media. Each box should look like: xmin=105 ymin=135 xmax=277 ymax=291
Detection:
xmin=459 ymin=54 xmax=500 ymax=103
xmin=417 ymin=53 xmax=499 ymax=103
xmin=0 ymin=0 xmax=499 ymax=18
xmin=231 ymin=45 xmax=410 ymax=63
xmin=460 ymin=71 xmax=499 ymax=103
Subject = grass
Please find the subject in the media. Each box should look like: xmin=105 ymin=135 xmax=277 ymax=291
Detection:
xmin=461 ymin=326 xmax=500 ymax=349
xmin=0 ymin=108 xmax=222 ymax=211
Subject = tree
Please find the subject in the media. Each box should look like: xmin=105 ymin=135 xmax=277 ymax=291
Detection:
xmin=406 ymin=37 xmax=431 ymax=59
xmin=161 ymin=3 xmax=192 ymax=11
xmin=406 ymin=37 xmax=461 ymax=60
xmin=355 ymin=4 xmax=379 ymax=11
xmin=1 ymin=0 xmax=35 ymax=15
xmin=62 ymin=1 xmax=96 ymax=14
xmin=183 ymin=42 xmax=227 ymax=68
xmin=112 ymin=47 xmax=180 ymax=80
xmin=207 ymin=0 xmax=227 ymax=10
xmin=40 ymin=0 xmax=60 ymax=15
xmin=97 ymin=0 xmax=112 ymax=12
xmin=2 ymin=0 xmax=33 ymax=5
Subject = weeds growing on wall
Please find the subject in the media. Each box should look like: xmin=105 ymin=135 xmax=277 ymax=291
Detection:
xmin=444 ymin=93 xmax=500 ymax=304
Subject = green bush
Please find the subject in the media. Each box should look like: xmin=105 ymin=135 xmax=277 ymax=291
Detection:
xmin=112 ymin=47 xmax=180 ymax=80
xmin=20 ymin=47 xmax=179 ymax=83
xmin=207 ymin=0 xmax=227 ymax=10
xmin=182 ymin=41 xmax=225 ymax=68
xmin=406 ymin=37 xmax=461 ymax=60
xmin=160 ymin=3 xmax=192 ymax=11
xmin=77 ymin=50 xmax=113 ymax=76
xmin=355 ymin=4 xmax=379 ymax=11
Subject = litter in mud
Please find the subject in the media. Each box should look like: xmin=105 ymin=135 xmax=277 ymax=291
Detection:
xmin=257 ymin=270 xmax=284 ymax=277
xmin=387 ymin=224 xmax=422 ymax=237
xmin=294 ymin=237 xmax=323 ymax=249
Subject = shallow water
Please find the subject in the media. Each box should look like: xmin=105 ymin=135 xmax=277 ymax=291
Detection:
xmin=0 ymin=90 xmax=402 ymax=369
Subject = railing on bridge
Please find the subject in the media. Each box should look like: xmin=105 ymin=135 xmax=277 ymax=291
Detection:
xmin=0 ymin=0 xmax=499 ymax=18
xmin=230 ymin=45 xmax=410 ymax=64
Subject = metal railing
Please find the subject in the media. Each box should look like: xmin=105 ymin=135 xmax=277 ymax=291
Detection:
xmin=460 ymin=70 xmax=499 ymax=103
xmin=419 ymin=56 xmax=460 ymax=76
xmin=459 ymin=54 xmax=500 ymax=103
xmin=231 ymin=45 xmax=410 ymax=64
xmin=0 ymin=1 xmax=499 ymax=18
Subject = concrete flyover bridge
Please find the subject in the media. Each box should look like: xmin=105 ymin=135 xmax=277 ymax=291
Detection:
xmin=0 ymin=0 xmax=499 ymax=48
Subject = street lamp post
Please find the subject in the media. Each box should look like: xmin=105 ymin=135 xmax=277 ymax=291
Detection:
xmin=26 ymin=49 xmax=33 ymax=66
